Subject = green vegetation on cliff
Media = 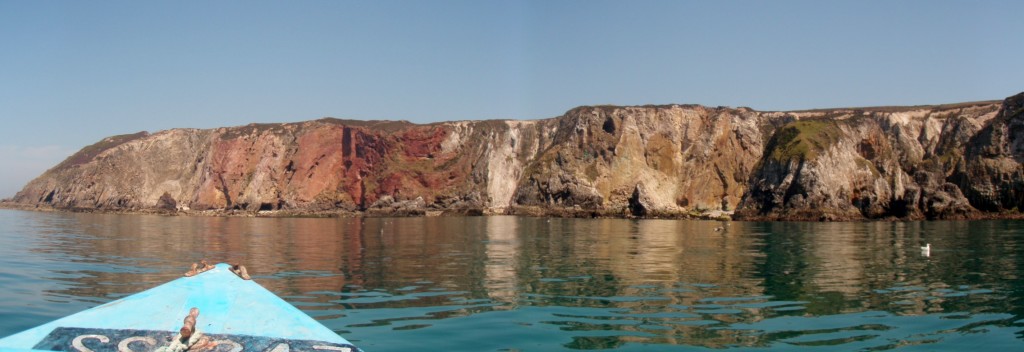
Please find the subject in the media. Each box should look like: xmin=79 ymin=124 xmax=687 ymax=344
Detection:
xmin=766 ymin=119 xmax=843 ymax=162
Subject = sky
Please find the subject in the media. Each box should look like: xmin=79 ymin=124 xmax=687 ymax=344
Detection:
xmin=1 ymin=0 xmax=1022 ymax=198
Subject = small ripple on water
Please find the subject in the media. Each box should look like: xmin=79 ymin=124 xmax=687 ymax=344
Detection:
xmin=628 ymin=285 xmax=659 ymax=289
xmin=689 ymin=283 xmax=717 ymax=288
xmin=523 ymin=293 xmax=672 ymax=303
xmin=697 ymin=295 xmax=773 ymax=303
xmin=694 ymin=308 xmax=744 ymax=315
xmin=734 ymin=300 xmax=809 ymax=309
xmin=392 ymin=324 xmax=431 ymax=331
xmin=331 ymin=290 xmax=470 ymax=305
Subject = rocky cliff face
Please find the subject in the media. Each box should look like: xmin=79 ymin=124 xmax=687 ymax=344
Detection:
xmin=11 ymin=93 xmax=1023 ymax=220
xmin=956 ymin=92 xmax=1024 ymax=212
xmin=511 ymin=104 xmax=766 ymax=217
xmin=735 ymin=102 xmax=1000 ymax=220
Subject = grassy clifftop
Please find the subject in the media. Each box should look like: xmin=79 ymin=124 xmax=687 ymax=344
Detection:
xmin=765 ymin=119 xmax=843 ymax=162
xmin=52 ymin=131 xmax=149 ymax=170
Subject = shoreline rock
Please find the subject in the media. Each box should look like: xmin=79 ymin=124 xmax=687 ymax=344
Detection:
xmin=3 ymin=197 xmax=1021 ymax=221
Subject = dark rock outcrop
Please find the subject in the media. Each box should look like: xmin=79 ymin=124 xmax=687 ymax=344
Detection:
xmin=628 ymin=184 xmax=654 ymax=217
xmin=156 ymin=192 xmax=178 ymax=211
xmin=954 ymin=92 xmax=1024 ymax=213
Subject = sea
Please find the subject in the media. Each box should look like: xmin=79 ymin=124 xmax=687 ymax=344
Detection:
xmin=0 ymin=209 xmax=1022 ymax=351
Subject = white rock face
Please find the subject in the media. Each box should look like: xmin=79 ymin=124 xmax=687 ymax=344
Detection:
xmin=486 ymin=121 xmax=534 ymax=210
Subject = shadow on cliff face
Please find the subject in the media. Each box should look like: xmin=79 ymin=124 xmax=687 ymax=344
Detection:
xmin=954 ymin=91 xmax=1024 ymax=213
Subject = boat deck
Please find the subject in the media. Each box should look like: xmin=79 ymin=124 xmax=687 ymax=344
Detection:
xmin=0 ymin=263 xmax=360 ymax=352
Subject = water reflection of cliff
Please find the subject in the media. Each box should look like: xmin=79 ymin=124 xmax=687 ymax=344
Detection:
xmin=756 ymin=221 xmax=1022 ymax=317
xmin=31 ymin=213 xmax=365 ymax=301
xmin=518 ymin=218 xmax=764 ymax=301
xmin=484 ymin=216 xmax=519 ymax=306
xmin=21 ymin=212 xmax=1023 ymax=348
xmin=37 ymin=214 xmax=771 ymax=308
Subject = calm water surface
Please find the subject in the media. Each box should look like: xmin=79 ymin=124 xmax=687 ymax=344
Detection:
xmin=0 ymin=209 xmax=1022 ymax=350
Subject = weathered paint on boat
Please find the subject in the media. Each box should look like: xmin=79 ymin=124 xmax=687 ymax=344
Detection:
xmin=0 ymin=263 xmax=361 ymax=352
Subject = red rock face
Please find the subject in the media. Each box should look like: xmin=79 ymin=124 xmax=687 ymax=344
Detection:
xmin=190 ymin=124 xmax=404 ymax=211
xmin=374 ymin=125 xmax=480 ymax=203
xmin=343 ymin=127 xmax=392 ymax=207
xmin=157 ymin=121 xmax=480 ymax=213
xmin=397 ymin=125 xmax=447 ymax=159
xmin=287 ymin=126 xmax=347 ymax=205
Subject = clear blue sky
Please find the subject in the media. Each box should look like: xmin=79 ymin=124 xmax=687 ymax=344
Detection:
xmin=1 ymin=0 xmax=1022 ymax=198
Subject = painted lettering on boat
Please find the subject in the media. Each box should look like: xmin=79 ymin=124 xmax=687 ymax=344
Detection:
xmin=35 ymin=327 xmax=359 ymax=352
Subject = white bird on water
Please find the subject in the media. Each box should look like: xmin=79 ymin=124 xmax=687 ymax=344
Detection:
xmin=921 ymin=243 xmax=931 ymax=257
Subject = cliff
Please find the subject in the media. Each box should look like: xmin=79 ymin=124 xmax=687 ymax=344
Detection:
xmin=9 ymin=93 xmax=1023 ymax=220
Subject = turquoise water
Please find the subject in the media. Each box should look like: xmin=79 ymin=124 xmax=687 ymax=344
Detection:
xmin=0 ymin=210 xmax=1022 ymax=350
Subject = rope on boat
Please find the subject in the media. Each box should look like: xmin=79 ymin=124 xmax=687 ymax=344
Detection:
xmin=183 ymin=260 xmax=213 ymax=277
xmin=159 ymin=261 xmax=252 ymax=351
xmin=230 ymin=263 xmax=251 ymax=280
xmin=183 ymin=260 xmax=251 ymax=280
xmin=180 ymin=307 xmax=199 ymax=340
xmin=156 ymin=307 xmax=215 ymax=352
